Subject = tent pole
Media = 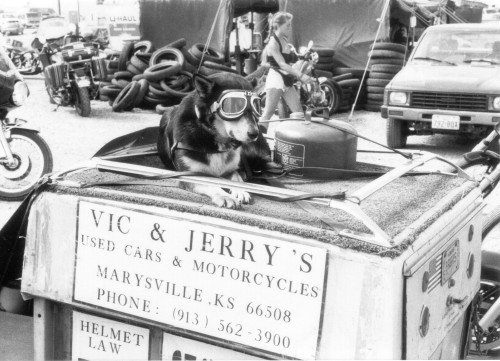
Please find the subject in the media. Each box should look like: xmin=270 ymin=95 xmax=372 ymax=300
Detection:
xmin=348 ymin=0 xmax=391 ymax=122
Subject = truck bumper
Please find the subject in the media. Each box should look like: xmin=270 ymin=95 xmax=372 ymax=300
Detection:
xmin=383 ymin=106 xmax=500 ymax=126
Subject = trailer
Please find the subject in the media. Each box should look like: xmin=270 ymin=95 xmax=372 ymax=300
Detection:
xmin=10 ymin=133 xmax=493 ymax=359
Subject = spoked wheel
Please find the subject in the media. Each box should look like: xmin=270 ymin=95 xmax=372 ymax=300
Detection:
xmin=313 ymin=79 xmax=341 ymax=116
xmin=471 ymin=280 xmax=500 ymax=355
xmin=0 ymin=129 xmax=53 ymax=200
xmin=75 ymin=86 xmax=91 ymax=117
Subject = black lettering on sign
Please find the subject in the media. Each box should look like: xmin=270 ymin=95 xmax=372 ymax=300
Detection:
xmin=90 ymin=209 xmax=130 ymax=234
xmin=300 ymin=253 xmax=313 ymax=273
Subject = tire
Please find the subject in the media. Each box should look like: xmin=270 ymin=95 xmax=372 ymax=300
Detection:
xmin=363 ymin=103 xmax=382 ymax=112
xmin=182 ymin=47 xmax=201 ymax=66
xmin=190 ymin=43 xmax=225 ymax=64
xmin=114 ymin=71 xmax=134 ymax=80
xmin=332 ymin=73 xmax=353 ymax=82
xmin=100 ymin=85 xmax=122 ymax=98
xmin=118 ymin=42 xmax=135 ymax=71
xmin=338 ymin=78 xmax=360 ymax=88
xmin=314 ymin=63 xmax=333 ymax=71
xmin=319 ymin=79 xmax=342 ymax=115
xmin=133 ymin=79 xmax=149 ymax=107
xmin=112 ymin=78 xmax=131 ymax=89
xmin=44 ymin=79 xmax=56 ymax=104
xmin=369 ymin=57 xmax=405 ymax=66
xmin=369 ymin=49 xmax=406 ymax=60
xmin=367 ymin=93 xmax=384 ymax=101
xmin=366 ymin=78 xmax=391 ymax=87
xmin=333 ymin=67 xmax=366 ymax=78
xmin=75 ymin=87 xmax=91 ymax=117
xmin=313 ymin=48 xmax=335 ymax=57
xmin=370 ymin=64 xmax=402 ymax=74
xmin=314 ymin=70 xmax=333 ymax=78
xmin=133 ymin=40 xmax=154 ymax=54
xmin=143 ymin=62 xmax=182 ymax=81
xmin=367 ymin=85 xmax=386 ymax=94
xmin=112 ymin=81 xmax=141 ymax=112
xmin=0 ymin=129 xmax=53 ymax=201
xmin=164 ymin=38 xmax=187 ymax=49
xmin=369 ymin=72 xmax=395 ymax=80
xmin=370 ymin=42 xmax=406 ymax=53
xmin=149 ymin=47 xmax=185 ymax=67
xmin=126 ymin=61 xmax=142 ymax=75
xmin=386 ymin=118 xmax=407 ymax=148
xmin=203 ymin=61 xmax=238 ymax=73
xmin=130 ymin=54 xmax=149 ymax=72
xmin=160 ymin=79 xmax=191 ymax=98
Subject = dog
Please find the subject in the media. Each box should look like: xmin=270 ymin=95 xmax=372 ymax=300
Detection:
xmin=158 ymin=72 xmax=277 ymax=209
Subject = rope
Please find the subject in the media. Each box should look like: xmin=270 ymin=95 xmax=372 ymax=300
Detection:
xmin=197 ymin=0 xmax=225 ymax=72
xmin=348 ymin=0 xmax=391 ymax=122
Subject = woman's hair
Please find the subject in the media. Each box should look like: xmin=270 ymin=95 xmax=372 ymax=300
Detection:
xmin=271 ymin=12 xmax=293 ymax=31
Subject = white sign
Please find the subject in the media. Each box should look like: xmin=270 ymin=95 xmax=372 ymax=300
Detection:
xmin=74 ymin=200 xmax=328 ymax=359
xmin=72 ymin=311 xmax=150 ymax=360
xmin=162 ymin=333 xmax=260 ymax=360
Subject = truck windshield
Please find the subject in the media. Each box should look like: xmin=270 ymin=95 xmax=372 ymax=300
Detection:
xmin=412 ymin=29 xmax=500 ymax=66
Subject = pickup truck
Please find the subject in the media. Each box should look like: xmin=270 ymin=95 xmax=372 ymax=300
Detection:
xmin=382 ymin=23 xmax=500 ymax=149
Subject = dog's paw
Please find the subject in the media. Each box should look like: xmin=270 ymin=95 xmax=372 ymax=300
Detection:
xmin=212 ymin=194 xmax=243 ymax=209
xmin=231 ymin=189 xmax=252 ymax=204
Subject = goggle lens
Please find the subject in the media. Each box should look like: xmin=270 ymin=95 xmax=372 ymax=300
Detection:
xmin=221 ymin=97 xmax=247 ymax=115
xmin=252 ymin=97 xmax=262 ymax=116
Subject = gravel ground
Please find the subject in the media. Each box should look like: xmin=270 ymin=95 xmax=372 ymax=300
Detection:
xmin=0 ymin=76 xmax=496 ymax=227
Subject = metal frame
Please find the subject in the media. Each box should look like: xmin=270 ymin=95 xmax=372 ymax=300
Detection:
xmin=49 ymin=151 xmax=476 ymax=248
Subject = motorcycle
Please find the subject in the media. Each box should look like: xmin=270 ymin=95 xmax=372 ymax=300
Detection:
xmin=6 ymin=41 xmax=42 ymax=76
xmin=0 ymin=47 xmax=53 ymax=201
xmin=277 ymin=40 xmax=342 ymax=118
xmin=38 ymin=34 xmax=106 ymax=117
xmin=453 ymin=125 xmax=500 ymax=356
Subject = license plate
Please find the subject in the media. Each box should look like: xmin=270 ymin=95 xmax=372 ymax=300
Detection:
xmin=441 ymin=239 xmax=459 ymax=284
xmin=431 ymin=114 xmax=460 ymax=130
xmin=73 ymin=43 xmax=84 ymax=49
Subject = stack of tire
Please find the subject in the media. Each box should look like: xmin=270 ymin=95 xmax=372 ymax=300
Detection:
xmin=312 ymin=47 xmax=335 ymax=78
xmin=332 ymin=68 xmax=368 ymax=112
xmin=364 ymin=42 xmax=406 ymax=112
xmin=97 ymin=51 xmax=120 ymax=101
xmin=100 ymin=39 xmax=236 ymax=114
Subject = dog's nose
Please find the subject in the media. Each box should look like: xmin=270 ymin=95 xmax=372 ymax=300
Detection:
xmin=248 ymin=131 xmax=259 ymax=140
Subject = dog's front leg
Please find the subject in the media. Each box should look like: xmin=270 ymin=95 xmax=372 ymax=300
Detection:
xmin=228 ymin=171 xmax=252 ymax=205
xmin=181 ymin=182 xmax=243 ymax=209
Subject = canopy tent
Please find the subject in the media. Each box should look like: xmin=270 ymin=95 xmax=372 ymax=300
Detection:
xmin=138 ymin=0 xmax=463 ymax=70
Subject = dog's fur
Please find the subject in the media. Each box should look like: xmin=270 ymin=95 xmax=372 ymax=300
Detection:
xmin=158 ymin=72 xmax=275 ymax=208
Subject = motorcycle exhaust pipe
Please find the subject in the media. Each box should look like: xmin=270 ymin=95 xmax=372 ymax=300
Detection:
xmin=479 ymin=296 xmax=500 ymax=331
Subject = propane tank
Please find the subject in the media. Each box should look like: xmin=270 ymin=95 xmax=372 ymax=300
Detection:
xmin=274 ymin=119 xmax=358 ymax=178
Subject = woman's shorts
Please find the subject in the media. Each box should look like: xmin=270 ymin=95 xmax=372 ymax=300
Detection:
xmin=264 ymin=68 xmax=290 ymax=92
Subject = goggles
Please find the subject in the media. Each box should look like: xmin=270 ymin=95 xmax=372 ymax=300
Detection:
xmin=209 ymin=89 xmax=262 ymax=121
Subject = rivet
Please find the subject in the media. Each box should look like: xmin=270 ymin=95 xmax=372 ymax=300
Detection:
xmin=468 ymin=225 xmax=474 ymax=242
xmin=467 ymin=253 xmax=475 ymax=279
xmin=420 ymin=306 xmax=430 ymax=337
xmin=422 ymin=271 xmax=430 ymax=292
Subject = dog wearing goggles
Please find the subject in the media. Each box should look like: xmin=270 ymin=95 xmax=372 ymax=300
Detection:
xmin=158 ymin=73 xmax=277 ymax=209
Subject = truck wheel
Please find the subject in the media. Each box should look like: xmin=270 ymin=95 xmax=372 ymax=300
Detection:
xmin=75 ymin=87 xmax=91 ymax=117
xmin=386 ymin=118 xmax=407 ymax=148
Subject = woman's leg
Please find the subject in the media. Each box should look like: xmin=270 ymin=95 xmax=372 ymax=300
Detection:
xmin=260 ymin=87 xmax=283 ymax=130
xmin=282 ymin=86 xmax=303 ymax=114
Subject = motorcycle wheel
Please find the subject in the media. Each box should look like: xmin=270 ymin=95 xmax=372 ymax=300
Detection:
xmin=44 ymin=79 xmax=57 ymax=105
xmin=75 ymin=86 xmax=91 ymax=117
xmin=318 ymin=79 xmax=341 ymax=116
xmin=0 ymin=129 xmax=53 ymax=201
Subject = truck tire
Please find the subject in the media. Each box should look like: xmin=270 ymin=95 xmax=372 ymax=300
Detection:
xmin=386 ymin=118 xmax=407 ymax=148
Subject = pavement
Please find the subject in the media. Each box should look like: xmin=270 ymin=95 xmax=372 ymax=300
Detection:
xmin=0 ymin=312 xmax=33 ymax=361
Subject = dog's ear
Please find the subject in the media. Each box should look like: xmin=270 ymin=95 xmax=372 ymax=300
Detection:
xmin=193 ymin=73 xmax=214 ymax=100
